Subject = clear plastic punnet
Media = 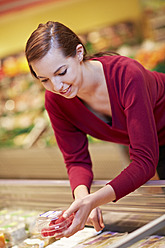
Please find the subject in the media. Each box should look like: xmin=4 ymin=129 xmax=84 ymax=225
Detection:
xmin=36 ymin=210 xmax=74 ymax=238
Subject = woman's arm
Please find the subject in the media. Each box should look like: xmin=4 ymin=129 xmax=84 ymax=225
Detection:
xmin=45 ymin=91 xmax=106 ymax=235
xmin=74 ymin=184 xmax=107 ymax=232
xmin=74 ymin=184 xmax=89 ymax=199
xmin=107 ymin=59 xmax=159 ymax=201
xmin=45 ymin=91 xmax=94 ymax=194
xmin=55 ymin=184 xmax=116 ymax=238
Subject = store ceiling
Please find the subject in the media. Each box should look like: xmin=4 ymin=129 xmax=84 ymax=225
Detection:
xmin=0 ymin=0 xmax=67 ymax=16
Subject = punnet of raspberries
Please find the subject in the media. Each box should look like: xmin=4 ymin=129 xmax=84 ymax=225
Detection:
xmin=40 ymin=210 xmax=74 ymax=237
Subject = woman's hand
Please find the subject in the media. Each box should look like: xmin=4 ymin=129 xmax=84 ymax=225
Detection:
xmin=86 ymin=207 xmax=104 ymax=231
xmin=55 ymin=194 xmax=95 ymax=238
xmin=74 ymin=185 xmax=104 ymax=232
xmin=63 ymin=200 xmax=104 ymax=238
xmin=55 ymin=185 xmax=115 ymax=239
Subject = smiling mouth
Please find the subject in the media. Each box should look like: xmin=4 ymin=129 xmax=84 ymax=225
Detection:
xmin=60 ymin=85 xmax=71 ymax=95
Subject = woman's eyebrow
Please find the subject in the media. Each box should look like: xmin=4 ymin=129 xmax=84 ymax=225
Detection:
xmin=38 ymin=75 xmax=46 ymax=79
xmin=54 ymin=65 xmax=66 ymax=74
xmin=37 ymin=65 xmax=66 ymax=78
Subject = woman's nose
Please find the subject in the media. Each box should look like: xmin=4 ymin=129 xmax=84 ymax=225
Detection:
xmin=51 ymin=77 xmax=63 ymax=92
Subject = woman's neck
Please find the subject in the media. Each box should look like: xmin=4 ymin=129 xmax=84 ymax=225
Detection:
xmin=77 ymin=60 xmax=104 ymax=100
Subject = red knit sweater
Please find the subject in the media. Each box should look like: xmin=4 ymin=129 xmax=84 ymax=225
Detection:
xmin=45 ymin=55 xmax=165 ymax=201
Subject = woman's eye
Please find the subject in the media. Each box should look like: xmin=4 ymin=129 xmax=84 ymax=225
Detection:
xmin=41 ymin=79 xmax=48 ymax=83
xmin=59 ymin=69 xmax=67 ymax=76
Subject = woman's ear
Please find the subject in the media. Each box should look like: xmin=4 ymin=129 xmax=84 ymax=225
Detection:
xmin=76 ymin=44 xmax=84 ymax=62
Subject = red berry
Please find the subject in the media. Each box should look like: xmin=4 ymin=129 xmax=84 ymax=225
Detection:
xmin=55 ymin=215 xmax=65 ymax=224
xmin=49 ymin=210 xmax=65 ymax=226
xmin=41 ymin=228 xmax=49 ymax=237
xmin=49 ymin=219 xmax=57 ymax=226
xmin=48 ymin=211 xmax=74 ymax=235
xmin=47 ymin=226 xmax=56 ymax=236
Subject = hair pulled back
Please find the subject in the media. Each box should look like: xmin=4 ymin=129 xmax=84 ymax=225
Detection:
xmin=25 ymin=21 xmax=119 ymax=78
xmin=25 ymin=21 xmax=87 ymax=78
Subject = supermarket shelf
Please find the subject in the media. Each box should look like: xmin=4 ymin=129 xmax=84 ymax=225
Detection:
xmin=109 ymin=214 xmax=165 ymax=248
xmin=0 ymin=179 xmax=165 ymax=235
xmin=0 ymin=143 xmax=126 ymax=180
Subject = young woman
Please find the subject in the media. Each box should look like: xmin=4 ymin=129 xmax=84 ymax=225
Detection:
xmin=25 ymin=21 xmax=165 ymax=238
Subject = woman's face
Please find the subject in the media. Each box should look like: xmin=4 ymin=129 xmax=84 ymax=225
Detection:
xmin=31 ymin=45 xmax=83 ymax=99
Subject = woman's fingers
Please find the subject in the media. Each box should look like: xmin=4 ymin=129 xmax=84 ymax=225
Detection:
xmin=63 ymin=206 xmax=104 ymax=238
xmin=63 ymin=198 xmax=83 ymax=219
xmin=97 ymin=207 xmax=105 ymax=229
xmin=63 ymin=209 xmax=87 ymax=238
xmin=89 ymin=210 xmax=101 ymax=232
xmin=55 ymin=211 xmax=83 ymax=239
xmin=86 ymin=208 xmax=104 ymax=232
xmin=59 ymin=197 xmax=91 ymax=238
xmin=59 ymin=196 xmax=105 ymax=238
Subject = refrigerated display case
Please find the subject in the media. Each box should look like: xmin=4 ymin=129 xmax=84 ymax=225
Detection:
xmin=0 ymin=179 xmax=165 ymax=247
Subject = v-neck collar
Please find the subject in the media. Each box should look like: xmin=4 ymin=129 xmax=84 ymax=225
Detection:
xmin=77 ymin=57 xmax=114 ymax=128
xmin=77 ymin=96 xmax=113 ymax=128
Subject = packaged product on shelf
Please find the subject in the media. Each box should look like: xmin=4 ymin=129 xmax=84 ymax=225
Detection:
xmin=0 ymin=209 xmax=9 ymax=222
xmin=72 ymin=231 xmax=128 ymax=248
xmin=5 ymin=209 xmax=39 ymax=237
xmin=129 ymin=235 xmax=165 ymax=247
xmin=16 ymin=238 xmax=45 ymax=248
xmin=36 ymin=210 xmax=74 ymax=238
xmin=0 ymin=232 xmax=6 ymax=248
xmin=46 ymin=227 xmax=99 ymax=248
xmin=15 ymin=235 xmax=56 ymax=248
xmin=0 ymin=221 xmax=27 ymax=247
xmin=20 ymin=210 xmax=41 ymax=234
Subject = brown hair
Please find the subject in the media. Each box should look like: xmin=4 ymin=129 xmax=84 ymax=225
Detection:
xmin=25 ymin=21 xmax=87 ymax=78
xmin=25 ymin=21 xmax=119 ymax=78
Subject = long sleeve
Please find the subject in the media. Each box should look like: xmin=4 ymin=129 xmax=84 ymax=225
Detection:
xmin=45 ymin=91 xmax=93 ymax=194
xmin=45 ymin=55 xmax=165 ymax=202
xmin=107 ymin=59 xmax=159 ymax=200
